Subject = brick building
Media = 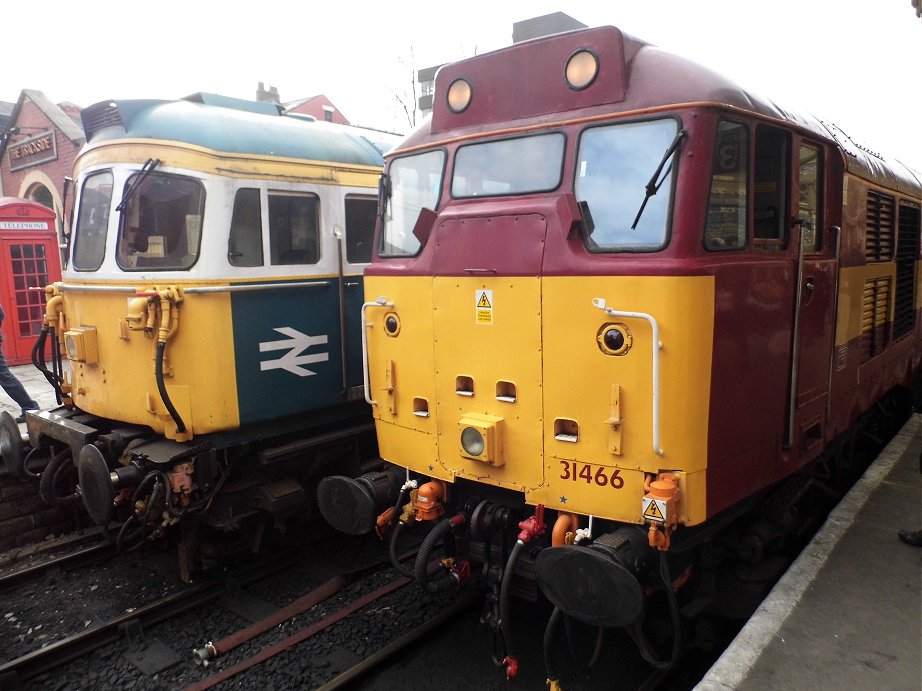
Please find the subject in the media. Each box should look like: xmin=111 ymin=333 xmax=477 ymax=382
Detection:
xmin=256 ymin=81 xmax=351 ymax=125
xmin=0 ymin=89 xmax=86 ymax=244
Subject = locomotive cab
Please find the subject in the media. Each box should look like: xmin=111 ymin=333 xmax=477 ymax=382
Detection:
xmin=5 ymin=95 xmax=399 ymax=579
xmin=322 ymin=24 xmax=921 ymax=681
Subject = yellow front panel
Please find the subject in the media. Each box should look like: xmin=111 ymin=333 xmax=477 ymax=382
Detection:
xmin=432 ymin=277 xmax=544 ymax=492
xmin=64 ymin=283 xmax=239 ymax=437
xmin=539 ymin=276 xmax=714 ymax=524
xmin=367 ymin=273 xmax=715 ymax=525
xmin=364 ymin=276 xmax=441 ymax=475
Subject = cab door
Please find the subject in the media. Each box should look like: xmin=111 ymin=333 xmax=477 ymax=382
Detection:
xmin=340 ymin=195 xmax=378 ymax=393
xmin=787 ymin=140 xmax=837 ymax=457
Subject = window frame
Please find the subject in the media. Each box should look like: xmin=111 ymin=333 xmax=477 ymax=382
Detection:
xmin=751 ymin=124 xmax=791 ymax=250
xmin=344 ymin=194 xmax=378 ymax=266
xmin=574 ymin=115 xmax=682 ymax=253
xmin=450 ymin=131 xmax=566 ymax=200
xmin=378 ymin=148 xmax=447 ymax=259
xmin=267 ymin=190 xmax=321 ymax=266
xmin=704 ymin=119 xmax=750 ymax=252
xmin=796 ymin=140 xmax=823 ymax=255
xmin=115 ymin=170 xmax=206 ymax=271
xmin=228 ymin=187 xmax=264 ymax=267
xmin=71 ymin=169 xmax=114 ymax=272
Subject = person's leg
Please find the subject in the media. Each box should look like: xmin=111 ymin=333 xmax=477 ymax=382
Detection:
xmin=0 ymin=346 xmax=39 ymax=413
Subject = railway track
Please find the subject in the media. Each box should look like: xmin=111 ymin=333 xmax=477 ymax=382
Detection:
xmin=0 ymin=542 xmax=116 ymax=593
xmin=2 ymin=407 xmax=898 ymax=691
xmin=0 ymin=548 xmax=296 ymax=687
xmin=0 ymin=534 xmax=490 ymax=690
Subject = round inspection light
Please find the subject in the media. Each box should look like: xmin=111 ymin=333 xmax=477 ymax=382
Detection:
xmin=447 ymin=78 xmax=473 ymax=113
xmin=461 ymin=426 xmax=485 ymax=457
xmin=565 ymin=49 xmax=599 ymax=91
xmin=384 ymin=312 xmax=401 ymax=337
xmin=597 ymin=323 xmax=632 ymax=356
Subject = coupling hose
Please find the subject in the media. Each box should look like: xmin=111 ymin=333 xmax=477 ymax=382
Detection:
xmin=156 ymin=341 xmax=187 ymax=434
xmin=389 ymin=521 xmax=415 ymax=579
xmin=500 ymin=539 xmax=526 ymax=678
xmin=414 ymin=515 xmax=460 ymax=593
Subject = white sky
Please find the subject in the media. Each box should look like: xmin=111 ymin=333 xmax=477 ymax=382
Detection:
xmin=4 ymin=1 xmax=920 ymax=170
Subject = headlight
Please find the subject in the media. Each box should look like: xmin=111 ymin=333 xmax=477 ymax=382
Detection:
xmin=461 ymin=427 xmax=485 ymax=456
xmin=458 ymin=413 xmax=504 ymax=466
xmin=447 ymin=78 xmax=472 ymax=113
xmin=565 ymin=49 xmax=599 ymax=91
xmin=63 ymin=326 xmax=99 ymax=364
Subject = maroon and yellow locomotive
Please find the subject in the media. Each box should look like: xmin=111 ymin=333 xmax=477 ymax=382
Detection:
xmin=319 ymin=25 xmax=921 ymax=682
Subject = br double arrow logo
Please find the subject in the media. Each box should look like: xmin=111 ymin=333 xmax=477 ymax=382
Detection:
xmin=259 ymin=327 xmax=329 ymax=377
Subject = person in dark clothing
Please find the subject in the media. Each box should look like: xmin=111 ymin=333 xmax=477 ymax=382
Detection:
xmin=0 ymin=303 xmax=39 ymax=423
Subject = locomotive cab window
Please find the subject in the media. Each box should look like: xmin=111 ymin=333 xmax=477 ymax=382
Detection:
xmin=451 ymin=133 xmax=565 ymax=198
xmin=228 ymin=188 xmax=263 ymax=267
xmin=344 ymin=196 xmax=377 ymax=264
xmin=269 ymin=193 xmax=319 ymax=265
xmin=72 ymin=170 xmax=113 ymax=271
xmin=379 ymin=150 xmax=445 ymax=257
xmin=705 ymin=120 xmax=749 ymax=250
xmin=753 ymin=126 xmax=789 ymax=248
xmin=116 ymin=171 xmax=205 ymax=270
xmin=797 ymin=143 xmax=822 ymax=253
xmin=575 ymin=118 xmax=681 ymax=251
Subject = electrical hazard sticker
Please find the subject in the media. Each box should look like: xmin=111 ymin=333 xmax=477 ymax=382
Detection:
xmin=642 ymin=497 xmax=667 ymax=523
xmin=476 ymin=290 xmax=493 ymax=325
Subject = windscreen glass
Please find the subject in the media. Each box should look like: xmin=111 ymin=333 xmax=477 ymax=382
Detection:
xmin=451 ymin=133 xmax=565 ymax=198
xmin=117 ymin=172 xmax=204 ymax=270
xmin=379 ymin=150 xmax=444 ymax=257
xmin=575 ymin=119 xmax=680 ymax=251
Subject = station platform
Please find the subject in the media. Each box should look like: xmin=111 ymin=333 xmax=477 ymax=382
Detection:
xmin=0 ymin=362 xmax=61 ymax=422
xmin=697 ymin=413 xmax=922 ymax=691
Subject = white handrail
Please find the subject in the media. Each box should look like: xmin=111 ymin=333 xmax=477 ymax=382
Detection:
xmin=56 ymin=281 xmax=331 ymax=294
xmin=592 ymin=297 xmax=664 ymax=456
xmin=361 ymin=296 xmax=394 ymax=405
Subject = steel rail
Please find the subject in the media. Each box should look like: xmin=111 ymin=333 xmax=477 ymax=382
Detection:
xmin=192 ymin=547 xmax=419 ymax=665
xmin=0 ymin=552 xmax=294 ymax=686
xmin=183 ymin=575 xmax=414 ymax=691
xmin=0 ymin=542 xmax=116 ymax=593
xmin=314 ymin=589 xmax=483 ymax=691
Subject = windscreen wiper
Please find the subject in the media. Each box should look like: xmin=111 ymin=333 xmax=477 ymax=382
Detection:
xmin=630 ymin=129 xmax=687 ymax=230
xmin=116 ymin=158 xmax=161 ymax=212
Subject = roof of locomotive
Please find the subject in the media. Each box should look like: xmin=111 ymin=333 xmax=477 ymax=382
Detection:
xmin=79 ymin=95 xmax=399 ymax=167
xmin=402 ymin=25 xmax=920 ymax=196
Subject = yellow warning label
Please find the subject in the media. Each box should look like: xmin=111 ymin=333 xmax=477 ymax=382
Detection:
xmin=475 ymin=290 xmax=493 ymax=325
xmin=642 ymin=497 xmax=666 ymax=522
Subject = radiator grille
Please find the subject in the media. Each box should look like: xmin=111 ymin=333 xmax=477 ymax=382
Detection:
xmin=860 ymin=277 xmax=891 ymax=363
xmin=894 ymin=202 xmax=920 ymax=340
xmin=80 ymin=101 xmax=124 ymax=140
xmin=865 ymin=190 xmax=895 ymax=262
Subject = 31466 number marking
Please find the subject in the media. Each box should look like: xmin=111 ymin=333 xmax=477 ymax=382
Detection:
xmin=559 ymin=461 xmax=624 ymax=489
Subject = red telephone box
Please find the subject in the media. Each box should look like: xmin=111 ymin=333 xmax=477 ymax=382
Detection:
xmin=0 ymin=198 xmax=63 ymax=365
